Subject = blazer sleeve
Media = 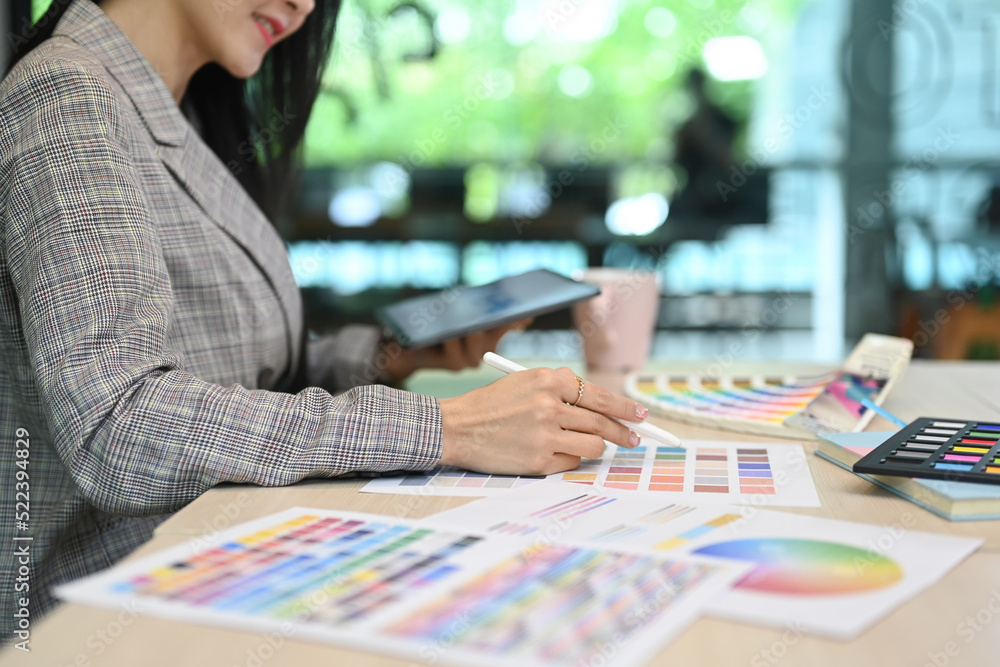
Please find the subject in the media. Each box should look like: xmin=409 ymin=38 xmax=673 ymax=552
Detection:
xmin=306 ymin=324 xmax=389 ymax=392
xmin=2 ymin=60 xmax=442 ymax=517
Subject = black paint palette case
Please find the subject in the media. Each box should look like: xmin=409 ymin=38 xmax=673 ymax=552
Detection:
xmin=853 ymin=417 xmax=1000 ymax=485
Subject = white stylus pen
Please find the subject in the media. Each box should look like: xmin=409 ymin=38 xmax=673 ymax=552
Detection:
xmin=482 ymin=352 xmax=684 ymax=448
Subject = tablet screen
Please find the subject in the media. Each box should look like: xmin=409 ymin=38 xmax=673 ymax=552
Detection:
xmin=376 ymin=269 xmax=600 ymax=349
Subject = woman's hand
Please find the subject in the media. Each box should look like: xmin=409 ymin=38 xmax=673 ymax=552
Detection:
xmin=382 ymin=319 xmax=532 ymax=383
xmin=438 ymin=367 xmax=649 ymax=476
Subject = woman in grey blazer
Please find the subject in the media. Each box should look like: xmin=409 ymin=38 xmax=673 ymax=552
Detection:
xmin=0 ymin=0 xmax=650 ymax=639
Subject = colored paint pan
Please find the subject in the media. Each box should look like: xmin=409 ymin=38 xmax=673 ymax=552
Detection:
xmin=853 ymin=417 xmax=1000 ymax=485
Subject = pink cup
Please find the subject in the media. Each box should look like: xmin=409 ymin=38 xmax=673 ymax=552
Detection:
xmin=572 ymin=268 xmax=661 ymax=371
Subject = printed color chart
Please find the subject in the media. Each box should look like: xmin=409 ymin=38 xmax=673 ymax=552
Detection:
xmin=625 ymin=372 xmax=828 ymax=438
xmin=427 ymin=483 xmax=747 ymax=561
xmin=57 ymin=507 xmax=747 ymax=667
xmin=385 ymin=545 xmax=730 ymax=666
xmin=103 ymin=513 xmax=480 ymax=624
xmin=550 ymin=442 xmax=819 ymax=507
xmin=363 ymin=466 xmax=546 ymax=496
xmin=364 ymin=442 xmax=819 ymax=507
xmin=428 ymin=484 xmax=983 ymax=641
xmin=489 ymin=493 xmax=618 ymax=536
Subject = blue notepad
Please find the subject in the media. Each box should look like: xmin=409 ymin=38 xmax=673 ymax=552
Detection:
xmin=816 ymin=431 xmax=1000 ymax=521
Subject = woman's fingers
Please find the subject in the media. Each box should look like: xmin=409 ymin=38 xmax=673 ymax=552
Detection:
xmin=438 ymin=367 xmax=650 ymax=477
xmin=550 ymin=430 xmax=609 ymax=460
xmin=545 ymin=453 xmax=584 ymax=475
xmin=463 ymin=330 xmax=489 ymax=366
xmin=561 ymin=372 xmax=648 ymax=424
xmin=438 ymin=337 xmax=469 ymax=370
xmin=557 ymin=403 xmax=634 ymax=450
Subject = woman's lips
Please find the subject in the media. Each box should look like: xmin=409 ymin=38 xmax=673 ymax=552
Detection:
xmin=253 ymin=15 xmax=277 ymax=48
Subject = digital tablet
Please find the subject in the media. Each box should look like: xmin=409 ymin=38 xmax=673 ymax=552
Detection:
xmin=375 ymin=268 xmax=601 ymax=349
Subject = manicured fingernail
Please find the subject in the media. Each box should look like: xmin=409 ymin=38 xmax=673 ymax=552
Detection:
xmin=635 ymin=404 xmax=649 ymax=420
xmin=630 ymin=431 xmax=641 ymax=448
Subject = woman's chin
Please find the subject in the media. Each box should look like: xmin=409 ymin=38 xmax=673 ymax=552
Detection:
xmin=222 ymin=52 xmax=266 ymax=79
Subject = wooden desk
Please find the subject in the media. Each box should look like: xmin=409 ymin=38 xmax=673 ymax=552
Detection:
xmin=6 ymin=361 xmax=1000 ymax=666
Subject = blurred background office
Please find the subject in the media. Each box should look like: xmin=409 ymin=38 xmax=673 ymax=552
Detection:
xmin=6 ymin=0 xmax=1000 ymax=364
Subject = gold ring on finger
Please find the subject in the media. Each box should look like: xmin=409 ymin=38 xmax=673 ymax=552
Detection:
xmin=571 ymin=375 xmax=585 ymax=406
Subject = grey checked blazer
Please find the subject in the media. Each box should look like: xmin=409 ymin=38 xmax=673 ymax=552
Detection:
xmin=0 ymin=0 xmax=442 ymax=638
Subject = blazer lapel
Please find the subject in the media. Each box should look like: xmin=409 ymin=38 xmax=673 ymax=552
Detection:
xmin=155 ymin=137 xmax=305 ymax=376
xmin=53 ymin=0 xmax=304 ymax=376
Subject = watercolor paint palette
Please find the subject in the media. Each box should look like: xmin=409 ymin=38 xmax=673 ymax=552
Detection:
xmin=853 ymin=418 xmax=1000 ymax=485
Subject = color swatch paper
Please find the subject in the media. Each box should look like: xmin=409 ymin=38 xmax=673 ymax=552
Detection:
xmin=363 ymin=441 xmax=821 ymax=508
xmin=552 ymin=441 xmax=820 ymax=507
xmin=426 ymin=481 xmax=749 ymax=555
xmin=428 ymin=483 xmax=982 ymax=639
xmin=56 ymin=507 xmax=747 ymax=667
xmin=360 ymin=467 xmax=546 ymax=496
xmin=625 ymin=371 xmax=829 ymax=438
xmin=681 ymin=510 xmax=982 ymax=638
xmin=626 ymin=334 xmax=912 ymax=439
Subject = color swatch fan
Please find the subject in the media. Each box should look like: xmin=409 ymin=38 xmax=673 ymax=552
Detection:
xmin=625 ymin=334 xmax=913 ymax=439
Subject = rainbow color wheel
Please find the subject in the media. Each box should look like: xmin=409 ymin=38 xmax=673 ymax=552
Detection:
xmin=692 ymin=538 xmax=903 ymax=595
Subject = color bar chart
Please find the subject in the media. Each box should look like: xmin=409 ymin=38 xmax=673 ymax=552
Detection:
xmin=649 ymin=448 xmax=686 ymax=492
xmin=604 ymin=446 xmax=645 ymax=490
xmin=655 ymin=513 xmax=743 ymax=551
xmin=549 ymin=442 xmax=818 ymax=507
xmin=364 ymin=442 xmax=819 ymax=507
xmin=106 ymin=513 xmax=480 ymax=624
xmin=384 ymin=544 xmax=734 ymax=666
xmin=694 ymin=447 xmax=729 ymax=493
xmin=528 ymin=493 xmax=618 ymax=521
xmin=738 ymin=448 xmax=776 ymax=494
xmin=59 ymin=507 xmax=749 ymax=667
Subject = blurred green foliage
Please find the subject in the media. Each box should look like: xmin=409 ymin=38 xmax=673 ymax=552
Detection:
xmin=29 ymin=0 xmax=801 ymax=167
xmin=32 ymin=0 xmax=51 ymax=23
xmin=305 ymin=0 xmax=802 ymax=167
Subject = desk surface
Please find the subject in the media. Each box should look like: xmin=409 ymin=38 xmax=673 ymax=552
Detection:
xmin=6 ymin=360 xmax=1000 ymax=666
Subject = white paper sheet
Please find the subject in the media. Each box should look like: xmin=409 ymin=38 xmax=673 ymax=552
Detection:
xmin=427 ymin=483 xmax=983 ymax=639
xmin=56 ymin=507 xmax=748 ymax=667
xmin=362 ymin=441 xmax=821 ymax=508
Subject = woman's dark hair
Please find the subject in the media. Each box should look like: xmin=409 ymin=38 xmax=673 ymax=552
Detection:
xmin=7 ymin=0 xmax=341 ymax=223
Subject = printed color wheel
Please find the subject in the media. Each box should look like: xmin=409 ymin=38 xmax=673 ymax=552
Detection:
xmin=692 ymin=538 xmax=903 ymax=595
